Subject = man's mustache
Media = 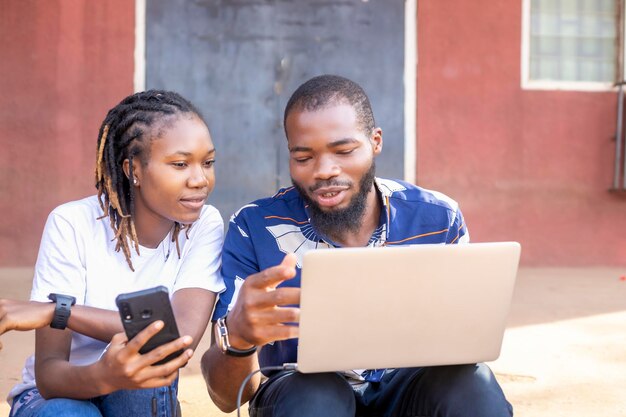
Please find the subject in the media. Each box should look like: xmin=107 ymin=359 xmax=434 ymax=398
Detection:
xmin=308 ymin=180 xmax=352 ymax=193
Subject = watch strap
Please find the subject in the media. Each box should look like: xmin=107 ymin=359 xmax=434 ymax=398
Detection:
xmin=216 ymin=315 xmax=257 ymax=357
xmin=47 ymin=293 xmax=76 ymax=330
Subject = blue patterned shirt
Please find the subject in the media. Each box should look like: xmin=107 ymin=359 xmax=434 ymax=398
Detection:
xmin=213 ymin=178 xmax=469 ymax=372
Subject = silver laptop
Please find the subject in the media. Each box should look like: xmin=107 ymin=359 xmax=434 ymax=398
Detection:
xmin=295 ymin=242 xmax=521 ymax=373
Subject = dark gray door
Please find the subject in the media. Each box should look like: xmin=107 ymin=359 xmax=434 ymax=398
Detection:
xmin=146 ymin=0 xmax=405 ymax=220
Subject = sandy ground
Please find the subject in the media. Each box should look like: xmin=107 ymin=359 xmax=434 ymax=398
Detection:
xmin=1 ymin=267 xmax=625 ymax=417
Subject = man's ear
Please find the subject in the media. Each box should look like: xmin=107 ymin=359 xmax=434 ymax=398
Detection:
xmin=370 ymin=127 xmax=383 ymax=156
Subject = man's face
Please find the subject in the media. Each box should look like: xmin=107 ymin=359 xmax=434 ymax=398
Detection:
xmin=286 ymin=102 xmax=382 ymax=234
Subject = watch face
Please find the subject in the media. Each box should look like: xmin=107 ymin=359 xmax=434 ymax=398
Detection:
xmin=215 ymin=318 xmax=228 ymax=353
xmin=214 ymin=316 xmax=257 ymax=357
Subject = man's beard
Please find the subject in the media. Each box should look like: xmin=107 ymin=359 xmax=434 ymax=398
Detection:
xmin=292 ymin=161 xmax=376 ymax=239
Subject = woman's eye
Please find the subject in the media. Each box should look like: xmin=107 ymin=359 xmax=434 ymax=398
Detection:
xmin=204 ymin=160 xmax=215 ymax=168
xmin=171 ymin=162 xmax=187 ymax=168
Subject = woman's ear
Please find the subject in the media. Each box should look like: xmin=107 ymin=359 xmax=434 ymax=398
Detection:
xmin=122 ymin=159 xmax=140 ymax=186
xmin=122 ymin=159 xmax=130 ymax=179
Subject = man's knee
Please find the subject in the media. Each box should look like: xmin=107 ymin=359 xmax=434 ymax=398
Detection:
xmin=252 ymin=372 xmax=355 ymax=417
xmin=420 ymin=363 xmax=501 ymax=395
xmin=283 ymin=372 xmax=352 ymax=397
xmin=438 ymin=363 xmax=496 ymax=387
xmin=421 ymin=364 xmax=512 ymax=416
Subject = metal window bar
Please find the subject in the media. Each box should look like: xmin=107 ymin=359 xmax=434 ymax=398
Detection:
xmin=613 ymin=81 xmax=626 ymax=191
xmin=611 ymin=0 xmax=625 ymax=192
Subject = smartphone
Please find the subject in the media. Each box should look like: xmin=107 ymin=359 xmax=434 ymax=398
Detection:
xmin=115 ymin=285 xmax=182 ymax=366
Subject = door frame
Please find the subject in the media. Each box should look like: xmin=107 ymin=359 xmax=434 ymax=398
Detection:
xmin=133 ymin=0 xmax=417 ymax=184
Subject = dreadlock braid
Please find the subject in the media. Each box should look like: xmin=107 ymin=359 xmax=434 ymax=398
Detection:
xmin=94 ymin=90 xmax=205 ymax=271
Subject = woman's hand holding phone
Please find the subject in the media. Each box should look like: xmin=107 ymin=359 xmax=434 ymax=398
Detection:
xmin=95 ymin=320 xmax=194 ymax=394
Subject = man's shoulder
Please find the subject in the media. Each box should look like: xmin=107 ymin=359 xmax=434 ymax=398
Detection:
xmin=377 ymin=178 xmax=460 ymax=213
xmin=229 ymin=186 xmax=305 ymax=224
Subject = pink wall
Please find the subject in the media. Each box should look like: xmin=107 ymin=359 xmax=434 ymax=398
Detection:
xmin=1 ymin=1 xmax=623 ymax=267
xmin=0 ymin=1 xmax=135 ymax=266
xmin=416 ymin=1 xmax=626 ymax=265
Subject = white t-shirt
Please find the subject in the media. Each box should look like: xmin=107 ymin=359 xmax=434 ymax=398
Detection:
xmin=8 ymin=195 xmax=225 ymax=402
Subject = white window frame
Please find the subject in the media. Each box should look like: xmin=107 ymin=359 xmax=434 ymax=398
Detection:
xmin=521 ymin=0 xmax=622 ymax=92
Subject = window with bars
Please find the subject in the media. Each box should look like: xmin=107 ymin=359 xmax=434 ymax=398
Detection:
xmin=522 ymin=0 xmax=621 ymax=90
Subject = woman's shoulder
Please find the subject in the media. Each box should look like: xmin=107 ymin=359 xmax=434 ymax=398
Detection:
xmin=197 ymin=203 xmax=223 ymax=225
xmin=183 ymin=204 xmax=223 ymax=242
xmin=47 ymin=195 xmax=107 ymax=230
xmin=38 ymin=196 xmax=114 ymax=256
xmin=50 ymin=195 xmax=103 ymax=217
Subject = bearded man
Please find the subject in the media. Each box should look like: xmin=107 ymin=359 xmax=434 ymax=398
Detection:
xmin=201 ymin=75 xmax=513 ymax=417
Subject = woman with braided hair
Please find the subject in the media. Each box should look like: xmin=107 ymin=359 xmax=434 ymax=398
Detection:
xmin=0 ymin=90 xmax=224 ymax=416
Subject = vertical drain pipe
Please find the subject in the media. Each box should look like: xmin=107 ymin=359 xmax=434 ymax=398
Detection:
xmin=614 ymin=83 xmax=624 ymax=190
xmin=617 ymin=91 xmax=626 ymax=191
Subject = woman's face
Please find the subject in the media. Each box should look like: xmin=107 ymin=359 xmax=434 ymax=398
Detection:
xmin=130 ymin=115 xmax=216 ymax=231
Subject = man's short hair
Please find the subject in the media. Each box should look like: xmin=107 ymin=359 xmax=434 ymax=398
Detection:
xmin=283 ymin=75 xmax=375 ymax=136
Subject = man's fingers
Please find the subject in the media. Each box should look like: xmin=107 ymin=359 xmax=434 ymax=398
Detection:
xmin=258 ymin=307 xmax=300 ymax=324
xmin=251 ymin=253 xmax=298 ymax=289
xmin=237 ymin=287 xmax=300 ymax=315
xmin=236 ymin=307 xmax=300 ymax=346
xmin=253 ymin=266 xmax=296 ymax=289
xmin=264 ymin=323 xmax=299 ymax=342
xmin=260 ymin=287 xmax=300 ymax=307
xmin=280 ymin=253 xmax=298 ymax=269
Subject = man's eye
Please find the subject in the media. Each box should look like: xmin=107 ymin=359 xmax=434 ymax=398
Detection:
xmin=294 ymin=157 xmax=311 ymax=163
xmin=337 ymin=149 xmax=355 ymax=155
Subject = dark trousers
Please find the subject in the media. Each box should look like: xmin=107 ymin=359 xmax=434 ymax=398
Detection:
xmin=249 ymin=364 xmax=513 ymax=417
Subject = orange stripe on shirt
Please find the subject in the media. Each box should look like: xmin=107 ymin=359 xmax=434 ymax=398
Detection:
xmin=273 ymin=187 xmax=295 ymax=198
xmin=386 ymin=228 xmax=449 ymax=245
xmin=264 ymin=215 xmax=309 ymax=225
xmin=449 ymin=222 xmax=465 ymax=244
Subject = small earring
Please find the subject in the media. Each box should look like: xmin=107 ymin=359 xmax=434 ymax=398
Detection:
xmin=133 ymin=178 xmax=138 ymax=185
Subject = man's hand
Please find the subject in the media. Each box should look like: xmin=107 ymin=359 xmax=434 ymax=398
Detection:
xmin=97 ymin=320 xmax=194 ymax=393
xmin=0 ymin=299 xmax=54 ymax=335
xmin=225 ymin=253 xmax=300 ymax=349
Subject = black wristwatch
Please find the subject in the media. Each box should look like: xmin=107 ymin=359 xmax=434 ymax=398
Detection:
xmin=214 ymin=314 xmax=257 ymax=357
xmin=47 ymin=293 xmax=76 ymax=330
